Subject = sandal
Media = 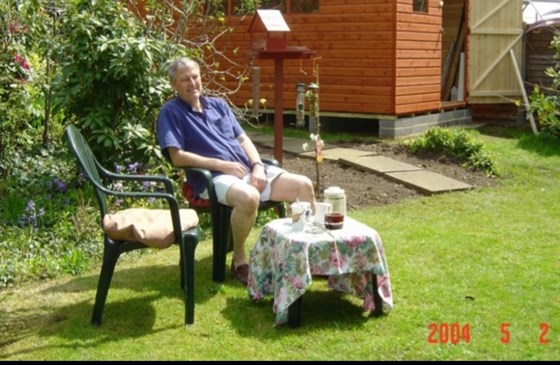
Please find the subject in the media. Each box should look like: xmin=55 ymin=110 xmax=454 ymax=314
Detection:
xmin=230 ymin=262 xmax=249 ymax=285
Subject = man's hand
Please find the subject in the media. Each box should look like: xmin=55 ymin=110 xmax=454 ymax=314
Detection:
xmin=250 ymin=164 xmax=266 ymax=193
xmin=221 ymin=161 xmax=249 ymax=178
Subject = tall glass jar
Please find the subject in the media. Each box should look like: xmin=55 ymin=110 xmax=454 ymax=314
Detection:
xmin=324 ymin=186 xmax=346 ymax=216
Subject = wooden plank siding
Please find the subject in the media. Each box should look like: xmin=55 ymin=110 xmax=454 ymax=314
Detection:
xmin=467 ymin=0 xmax=524 ymax=104
xmin=209 ymin=0 xmax=448 ymax=117
xmin=130 ymin=0 xmax=529 ymax=127
xmin=525 ymin=25 xmax=558 ymax=93
xmin=394 ymin=0 xmax=443 ymax=115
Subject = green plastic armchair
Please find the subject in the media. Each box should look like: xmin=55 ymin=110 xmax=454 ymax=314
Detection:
xmin=182 ymin=158 xmax=286 ymax=283
xmin=64 ymin=124 xmax=201 ymax=327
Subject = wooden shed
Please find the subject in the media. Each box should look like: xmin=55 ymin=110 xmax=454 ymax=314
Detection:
xmin=162 ymin=0 xmax=527 ymax=137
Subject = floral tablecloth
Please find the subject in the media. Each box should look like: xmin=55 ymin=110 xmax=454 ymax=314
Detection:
xmin=247 ymin=217 xmax=393 ymax=326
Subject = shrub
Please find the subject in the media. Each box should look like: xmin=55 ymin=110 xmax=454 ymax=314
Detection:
xmin=403 ymin=127 xmax=498 ymax=177
xmin=529 ymin=86 xmax=560 ymax=140
xmin=52 ymin=0 xmax=184 ymax=167
xmin=0 ymin=1 xmax=45 ymax=162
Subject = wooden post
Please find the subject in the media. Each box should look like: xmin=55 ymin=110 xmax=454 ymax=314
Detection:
xmin=274 ymin=58 xmax=284 ymax=164
xmin=251 ymin=66 xmax=260 ymax=119
xmin=509 ymin=49 xmax=539 ymax=135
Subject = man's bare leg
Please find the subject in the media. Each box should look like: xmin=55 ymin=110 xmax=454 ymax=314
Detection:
xmin=269 ymin=172 xmax=316 ymax=211
xmin=226 ymin=183 xmax=260 ymax=267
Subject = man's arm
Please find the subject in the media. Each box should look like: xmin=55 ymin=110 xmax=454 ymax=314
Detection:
xmin=237 ymin=133 xmax=267 ymax=192
xmin=237 ymin=133 xmax=263 ymax=167
xmin=168 ymin=147 xmax=249 ymax=178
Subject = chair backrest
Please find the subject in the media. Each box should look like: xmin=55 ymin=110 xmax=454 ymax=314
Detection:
xmin=64 ymin=124 xmax=110 ymax=220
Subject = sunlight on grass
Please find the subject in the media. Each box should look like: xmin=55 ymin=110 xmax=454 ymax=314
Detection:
xmin=1 ymin=126 xmax=559 ymax=360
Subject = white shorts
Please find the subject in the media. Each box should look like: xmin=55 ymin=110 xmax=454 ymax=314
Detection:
xmin=200 ymin=165 xmax=285 ymax=205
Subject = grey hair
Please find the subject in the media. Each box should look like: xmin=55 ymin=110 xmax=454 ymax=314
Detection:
xmin=167 ymin=57 xmax=200 ymax=82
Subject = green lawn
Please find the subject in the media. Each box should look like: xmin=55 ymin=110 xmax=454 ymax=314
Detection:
xmin=0 ymin=126 xmax=559 ymax=360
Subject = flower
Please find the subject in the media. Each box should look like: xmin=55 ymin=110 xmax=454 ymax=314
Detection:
xmin=48 ymin=178 xmax=67 ymax=193
xmin=302 ymin=133 xmax=324 ymax=152
xmin=13 ymin=55 xmax=30 ymax=71
xmin=8 ymin=22 xmax=22 ymax=34
xmin=18 ymin=200 xmax=44 ymax=228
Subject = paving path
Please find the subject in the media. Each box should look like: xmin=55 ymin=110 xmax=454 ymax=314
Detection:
xmin=249 ymin=133 xmax=472 ymax=195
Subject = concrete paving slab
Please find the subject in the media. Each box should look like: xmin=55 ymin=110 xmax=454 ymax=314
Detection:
xmin=301 ymin=148 xmax=376 ymax=162
xmin=340 ymin=155 xmax=423 ymax=173
xmin=248 ymin=133 xmax=274 ymax=145
xmin=257 ymin=137 xmax=339 ymax=156
xmin=248 ymin=132 xmax=474 ymax=196
xmin=385 ymin=170 xmax=473 ymax=195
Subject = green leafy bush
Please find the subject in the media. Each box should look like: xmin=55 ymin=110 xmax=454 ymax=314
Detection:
xmin=0 ymin=1 xmax=45 ymax=162
xmin=0 ymin=139 xmax=103 ymax=288
xmin=52 ymin=0 xmax=184 ymax=167
xmin=529 ymin=86 xmax=560 ymax=140
xmin=403 ymin=127 xmax=498 ymax=177
xmin=0 ymin=0 xmax=242 ymax=289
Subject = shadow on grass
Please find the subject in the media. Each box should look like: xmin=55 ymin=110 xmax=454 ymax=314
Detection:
xmin=221 ymin=285 xmax=388 ymax=337
xmin=477 ymin=124 xmax=529 ymax=140
xmin=516 ymin=132 xmax=560 ymax=157
xmin=0 ymin=255 xmax=221 ymax=359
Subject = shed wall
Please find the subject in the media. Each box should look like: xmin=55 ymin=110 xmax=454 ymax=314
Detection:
xmin=395 ymin=0 xmax=443 ymax=115
xmin=215 ymin=0 xmax=397 ymax=116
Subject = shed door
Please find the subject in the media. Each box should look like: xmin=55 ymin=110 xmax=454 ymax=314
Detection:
xmin=468 ymin=0 xmax=524 ymax=104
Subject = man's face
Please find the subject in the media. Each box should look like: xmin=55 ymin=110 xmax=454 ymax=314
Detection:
xmin=171 ymin=65 xmax=202 ymax=105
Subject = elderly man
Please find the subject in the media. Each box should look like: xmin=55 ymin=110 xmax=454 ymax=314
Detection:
xmin=157 ymin=57 xmax=316 ymax=285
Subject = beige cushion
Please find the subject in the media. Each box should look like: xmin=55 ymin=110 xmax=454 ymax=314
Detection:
xmin=102 ymin=208 xmax=199 ymax=249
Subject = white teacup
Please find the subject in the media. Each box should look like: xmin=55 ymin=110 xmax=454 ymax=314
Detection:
xmin=291 ymin=201 xmax=311 ymax=232
xmin=313 ymin=202 xmax=332 ymax=224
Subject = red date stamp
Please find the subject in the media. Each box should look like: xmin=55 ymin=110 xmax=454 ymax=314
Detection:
xmin=428 ymin=323 xmax=471 ymax=344
xmin=428 ymin=322 xmax=551 ymax=345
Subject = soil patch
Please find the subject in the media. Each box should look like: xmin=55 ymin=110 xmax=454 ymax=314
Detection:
xmin=258 ymin=142 xmax=497 ymax=211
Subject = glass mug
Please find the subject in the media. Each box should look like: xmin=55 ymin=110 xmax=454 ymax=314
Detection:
xmin=290 ymin=201 xmax=311 ymax=232
xmin=324 ymin=212 xmax=344 ymax=230
xmin=313 ymin=202 xmax=332 ymax=224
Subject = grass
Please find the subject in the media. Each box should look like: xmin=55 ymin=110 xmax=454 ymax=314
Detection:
xmin=1 ymin=125 xmax=559 ymax=360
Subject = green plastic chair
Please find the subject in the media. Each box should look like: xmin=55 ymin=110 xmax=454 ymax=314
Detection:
xmin=182 ymin=158 xmax=286 ymax=282
xmin=64 ymin=124 xmax=201 ymax=327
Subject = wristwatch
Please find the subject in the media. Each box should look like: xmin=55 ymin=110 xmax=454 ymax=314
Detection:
xmin=251 ymin=161 xmax=264 ymax=169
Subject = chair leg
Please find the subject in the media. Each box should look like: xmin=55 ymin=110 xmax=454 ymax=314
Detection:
xmin=212 ymin=205 xmax=232 ymax=283
xmin=91 ymin=244 xmax=120 ymax=326
xmin=180 ymin=230 xmax=199 ymax=327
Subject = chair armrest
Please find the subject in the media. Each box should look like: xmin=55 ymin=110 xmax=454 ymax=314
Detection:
xmin=97 ymin=160 xmax=175 ymax=194
xmin=262 ymin=158 xmax=280 ymax=167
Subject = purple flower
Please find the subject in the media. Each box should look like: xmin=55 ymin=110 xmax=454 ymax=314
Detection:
xmin=54 ymin=178 xmax=67 ymax=192
xmin=127 ymin=162 xmax=141 ymax=173
xmin=26 ymin=200 xmax=35 ymax=213
xmin=19 ymin=200 xmax=41 ymax=228
xmin=47 ymin=178 xmax=67 ymax=193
